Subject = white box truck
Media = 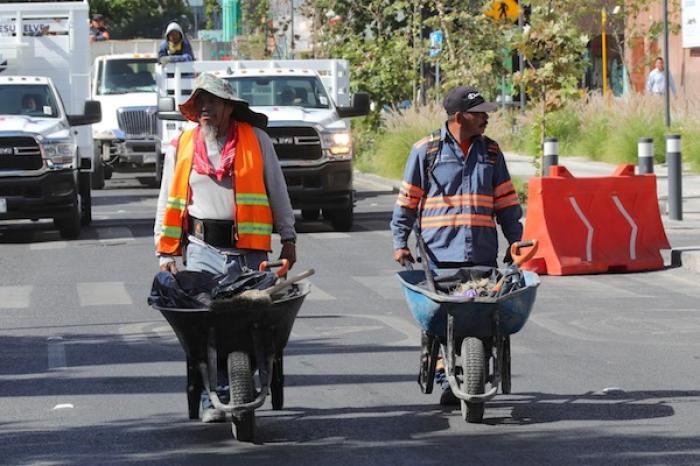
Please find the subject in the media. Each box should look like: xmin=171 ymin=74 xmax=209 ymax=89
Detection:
xmin=0 ymin=0 xmax=101 ymax=238
xmin=156 ymin=60 xmax=369 ymax=231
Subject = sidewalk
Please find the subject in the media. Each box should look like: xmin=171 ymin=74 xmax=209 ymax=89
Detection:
xmin=356 ymin=152 xmax=700 ymax=274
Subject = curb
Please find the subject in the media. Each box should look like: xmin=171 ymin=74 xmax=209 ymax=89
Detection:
xmin=670 ymin=247 xmax=700 ymax=274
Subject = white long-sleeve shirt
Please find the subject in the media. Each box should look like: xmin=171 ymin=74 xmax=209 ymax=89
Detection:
xmin=646 ymin=68 xmax=676 ymax=95
xmin=154 ymin=126 xmax=296 ymax=264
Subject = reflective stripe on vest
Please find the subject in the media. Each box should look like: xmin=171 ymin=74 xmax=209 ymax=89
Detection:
xmin=156 ymin=123 xmax=273 ymax=255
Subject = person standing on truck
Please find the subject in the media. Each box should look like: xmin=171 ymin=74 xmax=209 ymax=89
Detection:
xmin=158 ymin=21 xmax=195 ymax=64
xmin=154 ymin=72 xmax=297 ymax=423
xmin=88 ymin=14 xmax=110 ymax=42
xmin=390 ymin=85 xmax=523 ymax=405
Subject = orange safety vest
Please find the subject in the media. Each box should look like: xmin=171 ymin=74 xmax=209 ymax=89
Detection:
xmin=157 ymin=123 xmax=273 ymax=255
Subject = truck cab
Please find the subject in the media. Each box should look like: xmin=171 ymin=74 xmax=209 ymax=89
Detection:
xmin=91 ymin=54 xmax=159 ymax=188
xmin=156 ymin=60 xmax=369 ymax=231
xmin=0 ymin=0 xmax=101 ymax=239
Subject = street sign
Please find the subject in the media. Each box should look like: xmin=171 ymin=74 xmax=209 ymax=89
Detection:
xmin=485 ymin=0 xmax=520 ymax=21
xmin=429 ymin=30 xmax=443 ymax=57
xmin=682 ymin=0 xmax=700 ymax=48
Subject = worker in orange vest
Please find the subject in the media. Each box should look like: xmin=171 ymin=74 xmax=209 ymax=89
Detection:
xmin=154 ymin=72 xmax=297 ymax=422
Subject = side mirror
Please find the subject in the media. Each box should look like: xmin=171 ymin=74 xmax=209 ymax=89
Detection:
xmin=158 ymin=97 xmax=186 ymax=121
xmin=67 ymin=101 xmax=102 ymax=126
xmin=336 ymin=92 xmax=370 ymax=118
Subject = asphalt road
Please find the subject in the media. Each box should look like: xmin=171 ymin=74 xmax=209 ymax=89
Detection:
xmin=0 ymin=171 xmax=699 ymax=465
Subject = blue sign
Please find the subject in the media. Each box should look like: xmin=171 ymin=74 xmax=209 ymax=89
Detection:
xmin=429 ymin=30 xmax=443 ymax=57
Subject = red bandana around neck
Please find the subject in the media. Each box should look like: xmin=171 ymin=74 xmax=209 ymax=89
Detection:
xmin=193 ymin=121 xmax=238 ymax=181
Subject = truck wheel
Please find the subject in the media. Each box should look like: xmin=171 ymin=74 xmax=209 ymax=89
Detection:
xmin=91 ymin=160 xmax=105 ymax=190
xmin=301 ymin=209 xmax=319 ymax=221
xmin=55 ymin=198 xmax=81 ymax=240
xmin=228 ymin=351 xmax=255 ymax=442
xmin=78 ymin=172 xmax=92 ymax=226
xmin=326 ymin=206 xmax=353 ymax=232
xmin=460 ymin=337 xmax=485 ymax=423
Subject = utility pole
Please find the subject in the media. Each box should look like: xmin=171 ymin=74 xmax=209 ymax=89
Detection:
xmin=663 ymin=0 xmax=671 ymax=127
xmin=518 ymin=0 xmax=525 ymax=112
xmin=289 ymin=0 xmax=295 ymax=59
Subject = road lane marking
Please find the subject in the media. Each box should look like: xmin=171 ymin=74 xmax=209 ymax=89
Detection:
xmin=77 ymin=282 xmax=133 ymax=306
xmin=0 ymin=286 xmax=32 ymax=308
xmin=30 ymin=241 xmax=68 ymax=250
xmin=355 ymin=313 xmax=420 ymax=347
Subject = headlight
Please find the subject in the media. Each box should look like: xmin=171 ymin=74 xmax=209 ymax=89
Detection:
xmin=321 ymin=132 xmax=352 ymax=158
xmin=42 ymin=141 xmax=76 ymax=167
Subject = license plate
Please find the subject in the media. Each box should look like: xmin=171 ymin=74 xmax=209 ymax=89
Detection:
xmin=0 ymin=198 xmax=6 ymax=213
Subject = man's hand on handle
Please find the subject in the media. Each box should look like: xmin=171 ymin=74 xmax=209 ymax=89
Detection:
xmin=160 ymin=261 xmax=178 ymax=274
xmin=394 ymin=248 xmax=415 ymax=266
xmin=279 ymin=243 xmax=297 ymax=269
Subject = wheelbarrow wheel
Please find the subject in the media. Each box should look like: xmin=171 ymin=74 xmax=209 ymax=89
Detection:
xmin=228 ymin=351 xmax=255 ymax=442
xmin=460 ymin=337 xmax=485 ymax=424
xmin=271 ymin=355 xmax=284 ymax=410
xmin=501 ymin=336 xmax=511 ymax=395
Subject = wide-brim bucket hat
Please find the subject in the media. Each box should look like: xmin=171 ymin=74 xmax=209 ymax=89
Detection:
xmin=179 ymin=72 xmax=268 ymax=129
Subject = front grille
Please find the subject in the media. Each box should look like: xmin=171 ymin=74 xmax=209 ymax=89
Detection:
xmin=0 ymin=137 xmax=43 ymax=170
xmin=266 ymin=127 xmax=322 ymax=161
xmin=117 ymin=107 xmax=158 ymax=138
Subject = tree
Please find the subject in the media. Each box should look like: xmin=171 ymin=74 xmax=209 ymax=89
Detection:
xmin=90 ymin=0 xmax=193 ymax=39
xmin=512 ymin=2 xmax=589 ymax=169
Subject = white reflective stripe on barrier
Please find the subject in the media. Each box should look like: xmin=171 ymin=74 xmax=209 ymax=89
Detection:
xmin=569 ymin=197 xmax=593 ymax=262
xmin=612 ymin=195 xmax=638 ymax=260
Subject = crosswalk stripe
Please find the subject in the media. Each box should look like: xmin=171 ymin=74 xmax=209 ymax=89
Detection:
xmin=307 ymin=232 xmax=351 ymax=240
xmin=352 ymin=275 xmax=405 ymax=300
xmin=77 ymin=282 xmax=133 ymax=306
xmin=306 ymin=283 xmax=336 ymax=301
xmin=30 ymin=241 xmax=68 ymax=250
xmin=0 ymin=286 xmax=32 ymax=308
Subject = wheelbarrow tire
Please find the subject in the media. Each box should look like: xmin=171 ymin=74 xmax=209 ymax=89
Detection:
xmin=228 ymin=351 xmax=255 ymax=442
xmin=461 ymin=337 xmax=485 ymax=424
xmin=271 ymin=355 xmax=284 ymax=410
xmin=501 ymin=336 xmax=511 ymax=395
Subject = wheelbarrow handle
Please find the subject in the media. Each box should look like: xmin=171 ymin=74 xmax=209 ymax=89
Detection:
xmin=259 ymin=259 xmax=290 ymax=278
xmin=510 ymin=239 xmax=539 ymax=267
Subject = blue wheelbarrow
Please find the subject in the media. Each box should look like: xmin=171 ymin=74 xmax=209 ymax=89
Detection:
xmin=396 ymin=240 xmax=540 ymax=423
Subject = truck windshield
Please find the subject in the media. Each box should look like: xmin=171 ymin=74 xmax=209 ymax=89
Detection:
xmin=97 ymin=58 xmax=157 ymax=95
xmin=226 ymin=76 xmax=330 ymax=109
xmin=0 ymin=84 xmax=59 ymax=117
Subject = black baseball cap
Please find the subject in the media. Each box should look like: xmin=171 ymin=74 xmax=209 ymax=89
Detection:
xmin=443 ymin=86 xmax=498 ymax=114
xmin=92 ymin=14 xmax=105 ymax=21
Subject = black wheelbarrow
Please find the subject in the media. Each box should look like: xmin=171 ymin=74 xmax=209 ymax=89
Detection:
xmin=151 ymin=260 xmax=313 ymax=441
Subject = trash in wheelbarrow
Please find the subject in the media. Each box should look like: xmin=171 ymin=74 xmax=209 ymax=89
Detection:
xmin=417 ymin=267 xmax=525 ymax=299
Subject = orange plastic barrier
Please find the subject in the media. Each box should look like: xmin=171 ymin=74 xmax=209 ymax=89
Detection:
xmin=521 ymin=164 xmax=670 ymax=275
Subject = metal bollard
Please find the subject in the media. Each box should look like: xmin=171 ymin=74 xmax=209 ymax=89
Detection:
xmin=637 ymin=137 xmax=654 ymax=174
xmin=543 ymin=137 xmax=559 ymax=177
xmin=666 ymin=134 xmax=683 ymax=220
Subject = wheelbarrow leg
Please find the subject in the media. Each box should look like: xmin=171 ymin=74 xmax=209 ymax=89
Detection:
xmin=418 ymin=331 xmax=439 ymax=394
xmin=186 ymin=357 xmax=203 ymax=420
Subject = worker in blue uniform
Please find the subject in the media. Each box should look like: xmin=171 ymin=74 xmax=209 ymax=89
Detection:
xmin=390 ymin=85 xmax=523 ymax=404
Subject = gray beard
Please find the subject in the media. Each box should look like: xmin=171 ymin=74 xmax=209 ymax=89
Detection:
xmin=201 ymin=122 xmax=220 ymax=158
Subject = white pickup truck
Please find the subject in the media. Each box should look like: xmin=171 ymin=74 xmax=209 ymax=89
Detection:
xmin=156 ymin=60 xmax=369 ymax=231
xmin=91 ymin=53 xmax=159 ymax=189
xmin=0 ymin=0 xmax=101 ymax=239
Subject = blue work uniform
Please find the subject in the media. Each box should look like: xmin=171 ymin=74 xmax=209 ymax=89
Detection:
xmin=390 ymin=125 xmax=523 ymax=266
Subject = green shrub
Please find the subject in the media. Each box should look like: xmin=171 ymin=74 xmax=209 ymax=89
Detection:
xmin=681 ymin=119 xmax=700 ymax=171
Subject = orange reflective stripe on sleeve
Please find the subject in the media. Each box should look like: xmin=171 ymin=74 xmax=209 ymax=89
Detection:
xmin=494 ymin=180 xmax=515 ymax=197
xmin=495 ymin=192 xmax=520 ymax=210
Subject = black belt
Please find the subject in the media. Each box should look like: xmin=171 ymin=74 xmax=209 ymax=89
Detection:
xmin=188 ymin=216 xmax=236 ymax=248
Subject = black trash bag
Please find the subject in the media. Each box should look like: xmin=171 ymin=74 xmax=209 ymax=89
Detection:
xmin=148 ymin=270 xmax=218 ymax=309
xmin=211 ymin=260 xmax=277 ymax=300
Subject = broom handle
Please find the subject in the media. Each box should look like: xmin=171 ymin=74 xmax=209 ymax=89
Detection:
xmin=265 ymin=269 xmax=315 ymax=296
